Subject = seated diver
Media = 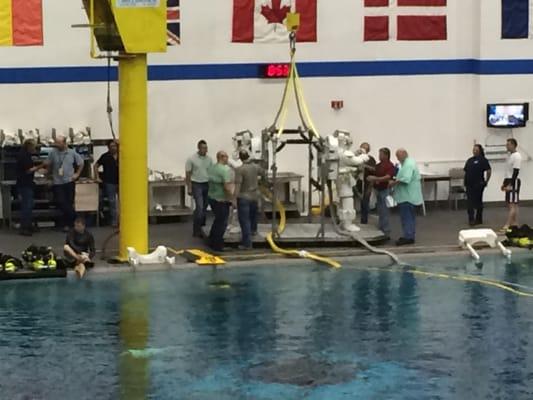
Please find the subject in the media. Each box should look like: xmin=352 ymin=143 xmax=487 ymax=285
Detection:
xmin=63 ymin=217 xmax=95 ymax=278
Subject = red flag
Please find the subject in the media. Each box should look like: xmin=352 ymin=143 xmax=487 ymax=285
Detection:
xmin=398 ymin=0 xmax=446 ymax=5
xmin=364 ymin=0 xmax=389 ymax=6
xmin=397 ymin=15 xmax=447 ymax=40
xmin=364 ymin=16 xmax=389 ymax=41
xmin=11 ymin=0 xmax=43 ymax=46
xmin=232 ymin=0 xmax=317 ymax=43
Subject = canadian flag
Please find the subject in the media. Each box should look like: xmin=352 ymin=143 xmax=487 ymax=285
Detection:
xmin=232 ymin=0 xmax=317 ymax=43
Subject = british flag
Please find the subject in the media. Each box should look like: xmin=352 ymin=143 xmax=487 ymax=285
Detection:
xmin=167 ymin=0 xmax=180 ymax=45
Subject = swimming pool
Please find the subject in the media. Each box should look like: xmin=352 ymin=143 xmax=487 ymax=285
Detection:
xmin=1 ymin=254 xmax=533 ymax=399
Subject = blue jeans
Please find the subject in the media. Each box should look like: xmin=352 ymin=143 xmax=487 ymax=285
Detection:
xmin=104 ymin=183 xmax=118 ymax=226
xmin=192 ymin=182 xmax=209 ymax=236
xmin=398 ymin=202 xmax=416 ymax=240
xmin=53 ymin=182 xmax=76 ymax=228
xmin=376 ymin=189 xmax=391 ymax=236
xmin=208 ymin=198 xmax=230 ymax=251
xmin=18 ymin=185 xmax=34 ymax=230
xmin=237 ymin=198 xmax=258 ymax=248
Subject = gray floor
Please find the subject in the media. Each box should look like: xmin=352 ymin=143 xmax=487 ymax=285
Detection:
xmin=0 ymin=204 xmax=529 ymax=262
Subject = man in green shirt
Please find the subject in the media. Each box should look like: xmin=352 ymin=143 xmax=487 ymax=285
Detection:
xmin=185 ymin=140 xmax=213 ymax=237
xmin=389 ymin=149 xmax=423 ymax=246
xmin=207 ymin=151 xmax=233 ymax=252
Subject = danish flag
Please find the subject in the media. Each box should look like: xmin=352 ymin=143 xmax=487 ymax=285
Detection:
xmin=364 ymin=0 xmax=447 ymax=41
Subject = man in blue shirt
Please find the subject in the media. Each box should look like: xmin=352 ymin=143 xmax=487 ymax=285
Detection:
xmin=389 ymin=149 xmax=423 ymax=246
xmin=44 ymin=136 xmax=84 ymax=231
xmin=463 ymin=144 xmax=491 ymax=226
xmin=94 ymin=140 xmax=119 ymax=227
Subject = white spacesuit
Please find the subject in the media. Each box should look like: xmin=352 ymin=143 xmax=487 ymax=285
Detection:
xmin=1 ymin=131 xmax=21 ymax=147
xmin=71 ymin=130 xmax=91 ymax=145
xmin=326 ymin=131 xmax=369 ymax=232
xmin=231 ymin=130 xmax=263 ymax=162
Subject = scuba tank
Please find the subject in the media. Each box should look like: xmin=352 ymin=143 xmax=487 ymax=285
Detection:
xmin=504 ymin=225 xmax=533 ymax=249
xmin=22 ymin=245 xmax=58 ymax=271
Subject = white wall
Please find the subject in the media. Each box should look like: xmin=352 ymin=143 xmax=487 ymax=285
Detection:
xmin=1 ymin=0 xmax=532 ymax=203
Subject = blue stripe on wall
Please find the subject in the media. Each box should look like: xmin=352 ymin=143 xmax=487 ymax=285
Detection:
xmin=2 ymin=59 xmax=533 ymax=84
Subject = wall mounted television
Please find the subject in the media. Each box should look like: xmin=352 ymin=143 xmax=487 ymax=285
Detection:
xmin=487 ymin=103 xmax=529 ymax=128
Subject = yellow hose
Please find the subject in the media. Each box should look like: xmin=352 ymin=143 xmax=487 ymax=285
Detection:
xmin=169 ymin=243 xmax=531 ymax=297
xmin=261 ymin=187 xmax=340 ymax=269
xmin=361 ymin=265 xmax=533 ymax=298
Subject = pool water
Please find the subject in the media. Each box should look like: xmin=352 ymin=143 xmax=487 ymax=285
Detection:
xmin=2 ymin=255 xmax=533 ymax=399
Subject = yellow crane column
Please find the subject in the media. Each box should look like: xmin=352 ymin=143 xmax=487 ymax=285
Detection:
xmin=118 ymin=54 xmax=149 ymax=258
xmin=83 ymin=0 xmax=166 ymax=259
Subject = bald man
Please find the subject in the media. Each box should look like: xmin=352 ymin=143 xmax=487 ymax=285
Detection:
xmin=44 ymin=136 xmax=84 ymax=231
xmin=207 ymin=151 xmax=233 ymax=252
xmin=389 ymin=149 xmax=422 ymax=246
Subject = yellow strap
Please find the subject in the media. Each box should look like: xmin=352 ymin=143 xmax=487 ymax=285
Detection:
xmin=275 ymin=53 xmax=296 ymax=139
xmin=293 ymin=64 xmax=320 ymax=138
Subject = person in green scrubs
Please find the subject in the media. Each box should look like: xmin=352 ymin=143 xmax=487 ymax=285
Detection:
xmin=207 ymin=151 xmax=233 ymax=252
xmin=389 ymin=149 xmax=423 ymax=246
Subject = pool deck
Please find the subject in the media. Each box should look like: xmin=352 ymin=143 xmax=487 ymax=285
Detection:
xmin=0 ymin=204 xmax=531 ymax=270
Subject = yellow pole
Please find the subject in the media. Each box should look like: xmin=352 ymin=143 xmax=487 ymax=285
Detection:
xmin=119 ymin=54 xmax=148 ymax=259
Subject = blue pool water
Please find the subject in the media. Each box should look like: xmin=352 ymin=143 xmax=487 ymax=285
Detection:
xmin=2 ymin=255 xmax=533 ymax=399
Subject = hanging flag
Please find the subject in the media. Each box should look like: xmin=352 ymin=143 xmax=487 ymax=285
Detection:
xmin=364 ymin=0 xmax=447 ymax=41
xmin=167 ymin=0 xmax=180 ymax=45
xmin=397 ymin=0 xmax=446 ymax=5
xmin=232 ymin=0 xmax=317 ymax=43
xmin=501 ymin=0 xmax=529 ymax=39
xmin=0 ymin=0 xmax=43 ymax=46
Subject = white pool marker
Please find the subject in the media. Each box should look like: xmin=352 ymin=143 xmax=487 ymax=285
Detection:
xmin=458 ymin=229 xmax=512 ymax=264
xmin=127 ymin=246 xmax=174 ymax=266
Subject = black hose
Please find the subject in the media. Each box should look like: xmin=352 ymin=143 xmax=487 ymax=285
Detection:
xmin=106 ymin=56 xmax=117 ymax=140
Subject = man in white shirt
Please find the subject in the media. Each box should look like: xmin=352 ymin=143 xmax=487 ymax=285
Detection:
xmin=501 ymin=138 xmax=522 ymax=231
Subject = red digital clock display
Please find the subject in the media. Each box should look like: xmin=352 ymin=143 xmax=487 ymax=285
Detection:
xmin=263 ymin=63 xmax=291 ymax=78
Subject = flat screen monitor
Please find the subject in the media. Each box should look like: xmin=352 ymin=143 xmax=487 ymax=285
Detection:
xmin=487 ymin=103 xmax=529 ymax=128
